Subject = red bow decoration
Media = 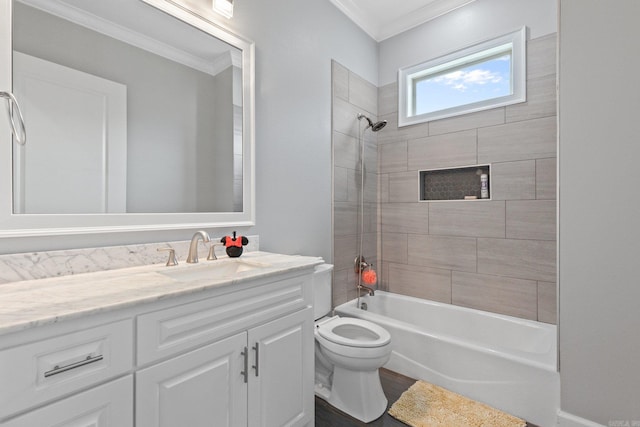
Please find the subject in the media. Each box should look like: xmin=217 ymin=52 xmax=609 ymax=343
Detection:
xmin=224 ymin=236 xmax=243 ymax=247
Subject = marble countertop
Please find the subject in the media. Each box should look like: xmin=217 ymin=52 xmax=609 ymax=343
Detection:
xmin=0 ymin=252 xmax=324 ymax=336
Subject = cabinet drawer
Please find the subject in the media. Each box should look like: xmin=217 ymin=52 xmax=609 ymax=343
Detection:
xmin=0 ymin=319 xmax=133 ymax=419
xmin=0 ymin=375 xmax=133 ymax=427
xmin=137 ymin=273 xmax=311 ymax=365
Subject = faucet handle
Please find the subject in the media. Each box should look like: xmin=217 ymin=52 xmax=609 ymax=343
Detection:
xmin=157 ymin=247 xmax=178 ymax=266
xmin=207 ymin=243 xmax=224 ymax=261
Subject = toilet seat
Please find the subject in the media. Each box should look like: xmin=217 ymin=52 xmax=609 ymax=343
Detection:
xmin=316 ymin=317 xmax=390 ymax=348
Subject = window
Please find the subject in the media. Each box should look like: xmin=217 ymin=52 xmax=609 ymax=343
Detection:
xmin=398 ymin=27 xmax=526 ymax=127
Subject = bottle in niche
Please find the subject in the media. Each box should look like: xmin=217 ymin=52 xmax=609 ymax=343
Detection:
xmin=480 ymin=174 xmax=489 ymax=199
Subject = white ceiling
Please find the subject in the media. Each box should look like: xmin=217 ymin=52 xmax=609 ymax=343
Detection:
xmin=328 ymin=0 xmax=477 ymax=42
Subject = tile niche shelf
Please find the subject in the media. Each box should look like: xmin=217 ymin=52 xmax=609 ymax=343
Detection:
xmin=420 ymin=164 xmax=491 ymax=201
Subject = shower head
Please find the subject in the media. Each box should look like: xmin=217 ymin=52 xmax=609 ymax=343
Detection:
xmin=357 ymin=113 xmax=387 ymax=132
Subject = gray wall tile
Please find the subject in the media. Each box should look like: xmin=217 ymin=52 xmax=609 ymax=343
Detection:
xmin=361 ymin=232 xmax=378 ymax=261
xmin=333 ymin=131 xmax=359 ymax=170
xmin=334 ymin=202 xmax=358 ymax=237
xmin=452 ymin=271 xmax=538 ymax=320
xmin=536 ymin=157 xmax=557 ymax=200
xmin=506 ymin=200 xmax=556 ymax=241
xmin=538 ymin=281 xmax=557 ymax=324
xmin=382 ymin=232 xmax=408 ymax=264
xmin=527 ymin=34 xmax=557 ymax=80
xmin=478 ymin=238 xmax=556 ymax=282
xmin=478 ymin=116 xmax=557 ymax=163
xmin=333 ymin=268 xmax=355 ymax=307
xmin=376 ymin=113 xmax=400 ymax=145
xmin=380 ymin=173 xmax=389 ymax=203
xmin=408 ymin=234 xmax=477 ymax=272
xmin=334 ymin=166 xmax=348 ymax=202
xmin=379 ymin=113 xmax=430 ymax=145
xmin=506 ymin=74 xmax=557 ymax=123
xmin=428 ymin=108 xmax=505 ymax=136
xmin=364 ymin=137 xmax=379 ymax=173
xmin=380 ymin=261 xmax=390 ymax=290
xmin=349 ymin=71 xmax=378 ymax=116
xmin=332 ymin=60 xmax=349 ymax=101
xmin=362 ymin=202 xmax=377 ymax=234
xmin=348 ymin=170 xmax=378 ymax=203
xmin=379 ymin=141 xmax=408 ymax=173
xmin=389 ymin=263 xmax=451 ymax=303
xmin=334 ymin=234 xmax=358 ymax=270
xmin=378 ymin=83 xmax=398 ymax=116
xmin=333 ymin=96 xmax=361 ymax=138
xmin=407 ymin=130 xmax=477 ymax=171
xmin=388 ymin=171 xmax=419 ymax=203
xmin=381 ymin=202 xmax=429 ymax=234
xmin=364 ymin=171 xmax=378 ymax=203
xmin=429 ymin=201 xmax=506 ymax=238
xmin=491 ymin=160 xmax=536 ymax=200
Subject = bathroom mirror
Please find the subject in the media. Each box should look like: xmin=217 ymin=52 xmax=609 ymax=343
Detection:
xmin=0 ymin=0 xmax=255 ymax=236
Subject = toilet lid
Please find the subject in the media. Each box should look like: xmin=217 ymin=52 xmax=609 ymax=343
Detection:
xmin=316 ymin=317 xmax=391 ymax=348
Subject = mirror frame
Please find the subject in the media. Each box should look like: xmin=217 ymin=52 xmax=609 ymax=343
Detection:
xmin=0 ymin=0 xmax=255 ymax=238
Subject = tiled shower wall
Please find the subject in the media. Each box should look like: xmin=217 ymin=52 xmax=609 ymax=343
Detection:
xmin=377 ymin=34 xmax=557 ymax=324
xmin=332 ymin=60 xmax=379 ymax=307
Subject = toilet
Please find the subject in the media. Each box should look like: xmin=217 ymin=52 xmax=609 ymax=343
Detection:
xmin=312 ymin=264 xmax=392 ymax=423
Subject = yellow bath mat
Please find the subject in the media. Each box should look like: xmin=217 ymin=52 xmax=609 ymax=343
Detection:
xmin=388 ymin=380 xmax=526 ymax=427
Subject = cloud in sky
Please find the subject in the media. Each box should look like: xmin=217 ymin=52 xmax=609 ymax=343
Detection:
xmin=432 ymin=68 xmax=504 ymax=92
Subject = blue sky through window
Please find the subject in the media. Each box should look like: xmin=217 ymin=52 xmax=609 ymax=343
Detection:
xmin=414 ymin=54 xmax=511 ymax=116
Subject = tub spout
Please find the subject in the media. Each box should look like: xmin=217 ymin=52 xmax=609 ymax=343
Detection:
xmin=358 ymin=284 xmax=375 ymax=296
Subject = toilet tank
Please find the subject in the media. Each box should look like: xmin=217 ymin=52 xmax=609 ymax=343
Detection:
xmin=312 ymin=264 xmax=334 ymax=320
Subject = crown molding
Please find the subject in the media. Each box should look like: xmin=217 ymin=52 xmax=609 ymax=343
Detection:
xmin=329 ymin=0 xmax=476 ymax=42
xmin=17 ymin=0 xmax=231 ymax=76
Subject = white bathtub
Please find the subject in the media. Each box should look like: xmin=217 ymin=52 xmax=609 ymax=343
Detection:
xmin=335 ymin=291 xmax=559 ymax=427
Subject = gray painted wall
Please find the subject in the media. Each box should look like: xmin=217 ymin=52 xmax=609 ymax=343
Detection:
xmin=559 ymin=0 xmax=640 ymax=424
xmin=226 ymin=0 xmax=378 ymax=262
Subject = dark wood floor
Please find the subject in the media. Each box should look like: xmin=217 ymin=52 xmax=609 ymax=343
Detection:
xmin=315 ymin=368 xmax=538 ymax=426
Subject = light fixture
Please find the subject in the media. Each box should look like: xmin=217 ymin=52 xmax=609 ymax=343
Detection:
xmin=213 ymin=0 xmax=233 ymax=18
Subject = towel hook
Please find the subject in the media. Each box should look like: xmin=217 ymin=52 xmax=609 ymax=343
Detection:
xmin=0 ymin=91 xmax=26 ymax=145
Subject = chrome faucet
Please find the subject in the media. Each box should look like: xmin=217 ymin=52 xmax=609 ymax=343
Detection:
xmin=186 ymin=230 xmax=211 ymax=263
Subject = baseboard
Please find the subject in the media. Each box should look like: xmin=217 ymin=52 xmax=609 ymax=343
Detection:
xmin=557 ymin=411 xmax=606 ymax=427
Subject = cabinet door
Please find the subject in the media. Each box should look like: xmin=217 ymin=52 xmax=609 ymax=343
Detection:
xmin=136 ymin=332 xmax=247 ymax=427
xmin=248 ymin=307 xmax=313 ymax=427
xmin=0 ymin=376 xmax=133 ymax=427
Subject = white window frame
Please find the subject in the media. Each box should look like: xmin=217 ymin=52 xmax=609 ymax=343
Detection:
xmin=398 ymin=27 xmax=527 ymax=127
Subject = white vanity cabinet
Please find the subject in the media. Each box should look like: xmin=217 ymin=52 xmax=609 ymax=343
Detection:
xmin=135 ymin=272 xmax=314 ymax=427
xmin=0 ymin=255 xmax=318 ymax=427
xmin=136 ymin=307 xmax=313 ymax=427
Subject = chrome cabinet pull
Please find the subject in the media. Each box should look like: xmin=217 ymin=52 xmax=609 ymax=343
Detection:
xmin=44 ymin=354 xmax=104 ymax=378
xmin=0 ymin=92 xmax=26 ymax=146
xmin=240 ymin=346 xmax=248 ymax=383
xmin=251 ymin=343 xmax=259 ymax=377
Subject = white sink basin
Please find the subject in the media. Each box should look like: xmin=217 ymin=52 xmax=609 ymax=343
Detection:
xmin=159 ymin=259 xmax=270 ymax=282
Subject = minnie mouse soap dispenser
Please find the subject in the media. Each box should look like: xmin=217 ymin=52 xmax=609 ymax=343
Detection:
xmin=221 ymin=231 xmax=249 ymax=257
